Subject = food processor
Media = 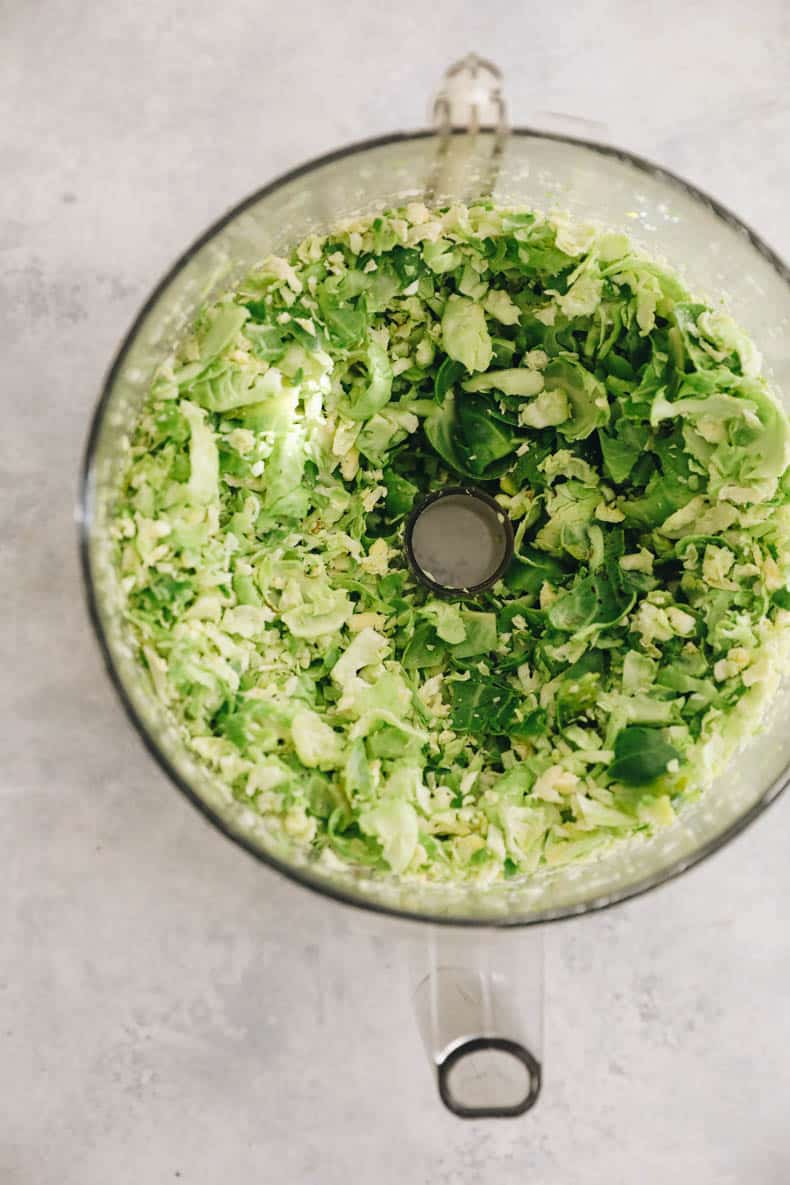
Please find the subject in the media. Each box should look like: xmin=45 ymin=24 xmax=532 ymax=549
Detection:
xmin=80 ymin=55 xmax=790 ymax=1117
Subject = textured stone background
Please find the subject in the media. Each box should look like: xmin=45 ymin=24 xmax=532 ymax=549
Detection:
xmin=3 ymin=2 xmax=790 ymax=1181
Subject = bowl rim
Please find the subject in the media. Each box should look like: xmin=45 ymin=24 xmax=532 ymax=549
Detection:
xmin=79 ymin=125 xmax=790 ymax=928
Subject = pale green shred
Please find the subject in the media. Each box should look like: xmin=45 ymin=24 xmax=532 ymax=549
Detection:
xmin=112 ymin=201 xmax=790 ymax=884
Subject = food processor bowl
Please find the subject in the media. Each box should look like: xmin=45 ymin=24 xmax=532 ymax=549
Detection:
xmin=80 ymin=57 xmax=790 ymax=1115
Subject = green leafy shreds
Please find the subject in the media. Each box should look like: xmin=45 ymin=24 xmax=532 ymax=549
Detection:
xmin=112 ymin=200 xmax=790 ymax=885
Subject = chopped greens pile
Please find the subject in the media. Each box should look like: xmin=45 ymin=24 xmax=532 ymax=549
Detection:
xmin=113 ymin=201 xmax=790 ymax=882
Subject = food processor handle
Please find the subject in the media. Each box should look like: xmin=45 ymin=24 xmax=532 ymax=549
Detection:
xmin=410 ymin=926 xmax=544 ymax=1118
xmin=427 ymin=54 xmax=611 ymax=202
xmin=427 ymin=54 xmax=510 ymax=202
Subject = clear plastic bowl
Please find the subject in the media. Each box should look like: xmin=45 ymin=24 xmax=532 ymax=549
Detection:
xmin=80 ymin=126 xmax=790 ymax=928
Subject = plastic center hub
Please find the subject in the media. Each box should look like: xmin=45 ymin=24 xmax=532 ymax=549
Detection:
xmin=404 ymin=486 xmax=514 ymax=595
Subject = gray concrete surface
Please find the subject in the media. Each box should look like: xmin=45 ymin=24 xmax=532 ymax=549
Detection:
xmin=4 ymin=1 xmax=790 ymax=1181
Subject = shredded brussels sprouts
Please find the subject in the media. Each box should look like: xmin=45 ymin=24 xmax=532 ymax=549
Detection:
xmin=112 ymin=201 xmax=790 ymax=883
